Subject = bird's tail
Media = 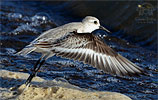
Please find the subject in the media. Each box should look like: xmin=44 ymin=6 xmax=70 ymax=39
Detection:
xmin=16 ymin=46 xmax=36 ymax=56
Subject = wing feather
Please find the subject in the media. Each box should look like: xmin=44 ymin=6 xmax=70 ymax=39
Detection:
xmin=52 ymin=33 xmax=144 ymax=77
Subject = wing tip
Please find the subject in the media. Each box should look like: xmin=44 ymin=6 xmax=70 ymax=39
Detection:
xmin=118 ymin=67 xmax=147 ymax=77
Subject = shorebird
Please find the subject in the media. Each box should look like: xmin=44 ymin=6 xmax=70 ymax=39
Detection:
xmin=17 ymin=16 xmax=144 ymax=87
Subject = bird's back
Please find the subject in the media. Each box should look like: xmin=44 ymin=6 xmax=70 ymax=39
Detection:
xmin=32 ymin=22 xmax=83 ymax=44
xmin=16 ymin=22 xmax=83 ymax=56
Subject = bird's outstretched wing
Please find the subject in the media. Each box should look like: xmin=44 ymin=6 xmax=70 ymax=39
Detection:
xmin=52 ymin=33 xmax=144 ymax=77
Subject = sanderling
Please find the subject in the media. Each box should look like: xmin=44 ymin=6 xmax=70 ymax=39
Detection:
xmin=17 ymin=16 xmax=144 ymax=87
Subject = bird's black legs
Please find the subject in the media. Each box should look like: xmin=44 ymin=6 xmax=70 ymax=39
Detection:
xmin=25 ymin=58 xmax=45 ymax=86
xmin=33 ymin=58 xmax=42 ymax=71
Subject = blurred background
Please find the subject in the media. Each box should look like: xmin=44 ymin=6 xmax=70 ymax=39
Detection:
xmin=0 ymin=1 xmax=157 ymax=100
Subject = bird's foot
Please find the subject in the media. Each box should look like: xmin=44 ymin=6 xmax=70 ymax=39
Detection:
xmin=25 ymin=72 xmax=36 ymax=86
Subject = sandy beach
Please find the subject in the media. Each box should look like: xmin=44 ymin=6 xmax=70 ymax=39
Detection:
xmin=0 ymin=69 xmax=131 ymax=100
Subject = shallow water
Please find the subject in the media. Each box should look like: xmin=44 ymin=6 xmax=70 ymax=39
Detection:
xmin=0 ymin=1 xmax=157 ymax=100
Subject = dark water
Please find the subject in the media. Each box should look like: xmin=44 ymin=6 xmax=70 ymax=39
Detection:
xmin=0 ymin=1 xmax=157 ymax=100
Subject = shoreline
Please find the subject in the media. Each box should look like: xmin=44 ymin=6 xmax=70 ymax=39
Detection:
xmin=0 ymin=69 xmax=131 ymax=100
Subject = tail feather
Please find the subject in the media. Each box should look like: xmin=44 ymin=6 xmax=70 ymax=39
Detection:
xmin=16 ymin=47 xmax=36 ymax=56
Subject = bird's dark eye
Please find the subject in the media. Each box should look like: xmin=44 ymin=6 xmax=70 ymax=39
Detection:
xmin=94 ymin=21 xmax=97 ymax=24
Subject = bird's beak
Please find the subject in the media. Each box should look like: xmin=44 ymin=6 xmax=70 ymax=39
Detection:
xmin=99 ymin=26 xmax=111 ymax=33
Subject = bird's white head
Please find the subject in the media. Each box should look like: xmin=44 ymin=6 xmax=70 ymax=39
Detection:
xmin=81 ymin=16 xmax=110 ymax=33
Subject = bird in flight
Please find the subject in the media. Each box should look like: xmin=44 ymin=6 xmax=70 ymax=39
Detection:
xmin=17 ymin=16 xmax=144 ymax=87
